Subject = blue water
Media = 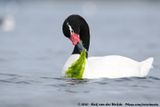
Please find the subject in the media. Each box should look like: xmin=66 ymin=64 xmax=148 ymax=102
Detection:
xmin=0 ymin=1 xmax=160 ymax=107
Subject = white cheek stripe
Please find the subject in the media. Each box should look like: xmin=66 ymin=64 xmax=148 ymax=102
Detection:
xmin=67 ymin=22 xmax=74 ymax=33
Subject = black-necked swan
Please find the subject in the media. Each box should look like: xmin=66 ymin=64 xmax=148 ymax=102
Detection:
xmin=62 ymin=14 xmax=154 ymax=79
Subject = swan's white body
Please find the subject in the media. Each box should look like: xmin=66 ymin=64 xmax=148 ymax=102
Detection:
xmin=63 ymin=55 xmax=153 ymax=79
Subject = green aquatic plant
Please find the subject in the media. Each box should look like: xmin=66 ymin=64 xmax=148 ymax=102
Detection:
xmin=65 ymin=50 xmax=86 ymax=79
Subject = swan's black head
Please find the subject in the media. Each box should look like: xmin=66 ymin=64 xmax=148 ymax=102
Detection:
xmin=62 ymin=15 xmax=90 ymax=57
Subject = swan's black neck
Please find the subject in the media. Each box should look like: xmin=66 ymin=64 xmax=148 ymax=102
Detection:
xmin=62 ymin=15 xmax=90 ymax=57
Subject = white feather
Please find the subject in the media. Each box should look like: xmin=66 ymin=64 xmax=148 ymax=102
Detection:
xmin=63 ymin=55 xmax=153 ymax=79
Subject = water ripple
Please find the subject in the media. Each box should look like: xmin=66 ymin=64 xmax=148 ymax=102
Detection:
xmin=0 ymin=73 xmax=38 ymax=85
xmin=0 ymin=73 xmax=22 ymax=77
xmin=148 ymin=76 xmax=160 ymax=80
